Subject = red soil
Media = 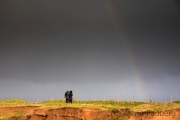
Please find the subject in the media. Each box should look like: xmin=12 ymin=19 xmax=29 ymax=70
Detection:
xmin=0 ymin=106 xmax=180 ymax=120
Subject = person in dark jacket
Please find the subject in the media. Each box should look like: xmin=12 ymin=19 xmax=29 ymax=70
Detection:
xmin=64 ymin=90 xmax=70 ymax=103
xmin=69 ymin=90 xmax=73 ymax=103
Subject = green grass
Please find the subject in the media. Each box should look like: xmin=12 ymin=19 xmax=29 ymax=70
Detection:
xmin=42 ymin=100 xmax=148 ymax=110
xmin=0 ymin=99 xmax=179 ymax=120
xmin=0 ymin=110 xmax=27 ymax=120
xmin=0 ymin=99 xmax=35 ymax=106
xmin=131 ymin=102 xmax=180 ymax=112
xmin=41 ymin=100 xmax=180 ymax=112
xmin=1 ymin=99 xmax=180 ymax=113
xmin=173 ymin=101 xmax=180 ymax=104
xmin=11 ymin=111 xmax=27 ymax=119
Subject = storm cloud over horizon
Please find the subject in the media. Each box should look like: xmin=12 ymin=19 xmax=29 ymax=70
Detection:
xmin=0 ymin=0 xmax=180 ymax=102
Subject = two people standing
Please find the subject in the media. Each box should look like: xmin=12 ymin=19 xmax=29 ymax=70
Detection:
xmin=64 ymin=90 xmax=73 ymax=103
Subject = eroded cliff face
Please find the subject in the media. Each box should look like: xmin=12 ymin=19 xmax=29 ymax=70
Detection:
xmin=1 ymin=106 xmax=180 ymax=120
xmin=26 ymin=107 xmax=131 ymax=120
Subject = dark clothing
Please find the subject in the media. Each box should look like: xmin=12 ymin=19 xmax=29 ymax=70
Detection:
xmin=64 ymin=91 xmax=70 ymax=103
xmin=69 ymin=91 xmax=73 ymax=103
xmin=64 ymin=91 xmax=70 ymax=98
xmin=66 ymin=98 xmax=69 ymax=103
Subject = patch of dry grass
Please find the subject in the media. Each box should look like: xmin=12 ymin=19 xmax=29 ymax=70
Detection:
xmin=131 ymin=102 xmax=180 ymax=112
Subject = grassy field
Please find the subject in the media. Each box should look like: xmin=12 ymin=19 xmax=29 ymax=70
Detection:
xmin=1 ymin=99 xmax=180 ymax=112
xmin=0 ymin=99 xmax=179 ymax=120
xmin=0 ymin=99 xmax=33 ymax=106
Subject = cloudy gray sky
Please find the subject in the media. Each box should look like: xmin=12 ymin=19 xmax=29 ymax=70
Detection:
xmin=0 ymin=0 xmax=180 ymax=102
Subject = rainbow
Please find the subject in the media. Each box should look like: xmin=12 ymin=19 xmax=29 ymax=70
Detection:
xmin=103 ymin=1 xmax=145 ymax=99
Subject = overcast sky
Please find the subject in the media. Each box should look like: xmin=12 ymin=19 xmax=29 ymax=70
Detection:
xmin=0 ymin=0 xmax=180 ymax=102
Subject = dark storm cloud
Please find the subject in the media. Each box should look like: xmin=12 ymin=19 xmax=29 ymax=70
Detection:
xmin=0 ymin=0 xmax=113 ymax=37
xmin=0 ymin=0 xmax=180 ymax=101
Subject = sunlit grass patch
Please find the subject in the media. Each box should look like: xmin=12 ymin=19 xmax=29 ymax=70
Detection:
xmin=131 ymin=102 xmax=180 ymax=112
xmin=11 ymin=111 xmax=27 ymax=119
xmin=0 ymin=99 xmax=34 ymax=106
xmin=0 ymin=110 xmax=27 ymax=120
xmin=1 ymin=99 xmax=180 ymax=112
xmin=131 ymin=104 xmax=153 ymax=112
xmin=41 ymin=100 xmax=146 ymax=110
xmin=173 ymin=101 xmax=180 ymax=104
xmin=0 ymin=113 xmax=9 ymax=120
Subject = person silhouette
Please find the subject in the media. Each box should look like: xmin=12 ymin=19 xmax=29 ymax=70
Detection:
xmin=69 ymin=90 xmax=73 ymax=103
xmin=64 ymin=90 xmax=70 ymax=103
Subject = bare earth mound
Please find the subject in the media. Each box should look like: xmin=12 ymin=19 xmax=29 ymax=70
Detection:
xmin=0 ymin=106 xmax=180 ymax=120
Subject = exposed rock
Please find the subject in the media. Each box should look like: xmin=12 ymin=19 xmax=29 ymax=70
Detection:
xmin=33 ymin=109 xmax=47 ymax=117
